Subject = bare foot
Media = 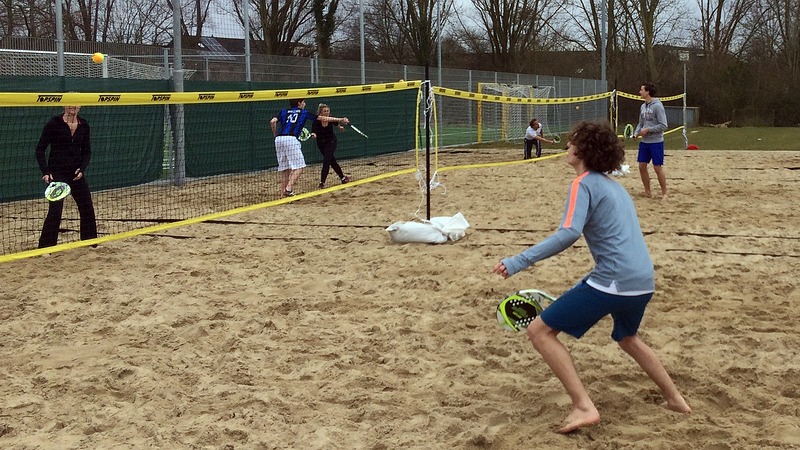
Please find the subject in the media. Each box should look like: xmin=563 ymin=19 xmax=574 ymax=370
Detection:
xmin=555 ymin=407 xmax=601 ymax=434
xmin=661 ymin=193 xmax=669 ymax=201
xmin=640 ymin=191 xmax=652 ymax=198
xmin=662 ymin=396 xmax=692 ymax=414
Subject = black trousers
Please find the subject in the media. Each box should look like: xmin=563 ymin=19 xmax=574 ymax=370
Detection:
xmin=39 ymin=174 xmax=97 ymax=248
xmin=317 ymin=140 xmax=344 ymax=184
xmin=524 ymin=139 xmax=542 ymax=159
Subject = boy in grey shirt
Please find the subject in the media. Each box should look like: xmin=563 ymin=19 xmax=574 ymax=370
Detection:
xmin=492 ymin=121 xmax=691 ymax=433
xmin=634 ymin=82 xmax=669 ymax=200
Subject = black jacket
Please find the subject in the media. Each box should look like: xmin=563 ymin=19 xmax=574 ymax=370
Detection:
xmin=35 ymin=115 xmax=91 ymax=176
xmin=311 ymin=119 xmax=339 ymax=145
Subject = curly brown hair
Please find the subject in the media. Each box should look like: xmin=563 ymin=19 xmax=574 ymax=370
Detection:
xmin=566 ymin=121 xmax=625 ymax=173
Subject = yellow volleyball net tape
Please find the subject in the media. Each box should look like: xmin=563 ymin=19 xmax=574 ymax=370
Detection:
xmin=0 ymin=80 xmax=421 ymax=107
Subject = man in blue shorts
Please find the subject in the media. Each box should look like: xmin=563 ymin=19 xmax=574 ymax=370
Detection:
xmin=492 ymin=121 xmax=691 ymax=433
xmin=634 ymin=82 xmax=668 ymax=200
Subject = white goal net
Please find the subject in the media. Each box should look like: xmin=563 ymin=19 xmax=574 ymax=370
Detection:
xmin=478 ymin=83 xmax=555 ymax=141
xmin=0 ymin=49 xmax=195 ymax=79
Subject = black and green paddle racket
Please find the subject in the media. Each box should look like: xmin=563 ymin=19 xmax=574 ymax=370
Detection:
xmin=44 ymin=181 xmax=71 ymax=202
xmin=496 ymin=289 xmax=558 ymax=332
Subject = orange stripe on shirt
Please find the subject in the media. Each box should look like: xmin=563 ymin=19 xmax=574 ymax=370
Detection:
xmin=563 ymin=172 xmax=589 ymax=228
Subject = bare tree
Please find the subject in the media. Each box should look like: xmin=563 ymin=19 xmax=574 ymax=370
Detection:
xmin=163 ymin=0 xmax=214 ymax=48
xmin=625 ymin=0 xmax=658 ymax=80
xmin=404 ymin=0 xmax=436 ymax=64
xmin=619 ymin=0 xmax=683 ymax=82
xmin=695 ymin=0 xmax=758 ymax=57
xmin=558 ymin=0 xmax=635 ymax=81
xmin=313 ymin=0 xmax=339 ymax=58
xmin=108 ymin=0 xmax=172 ymax=44
xmin=230 ymin=0 xmax=315 ymax=55
xmin=414 ymin=0 xmax=455 ymax=65
xmin=462 ymin=0 xmax=557 ymax=72
xmin=1 ymin=0 xmax=15 ymax=35
xmin=62 ymin=0 xmax=115 ymax=41
xmin=760 ymin=0 xmax=800 ymax=76
xmin=361 ymin=0 xmax=411 ymax=63
xmin=356 ymin=0 xmax=452 ymax=65
xmin=14 ymin=0 xmax=53 ymax=37
xmin=5 ymin=0 xmax=168 ymax=44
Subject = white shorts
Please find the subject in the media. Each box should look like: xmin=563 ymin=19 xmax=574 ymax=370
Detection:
xmin=275 ymin=135 xmax=306 ymax=171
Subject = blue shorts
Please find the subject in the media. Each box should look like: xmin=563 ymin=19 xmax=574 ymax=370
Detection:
xmin=540 ymin=281 xmax=653 ymax=341
xmin=637 ymin=141 xmax=665 ymax=166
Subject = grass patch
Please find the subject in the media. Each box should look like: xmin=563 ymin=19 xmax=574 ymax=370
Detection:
xmin=644 ymin=126 xmax=800 ymax=151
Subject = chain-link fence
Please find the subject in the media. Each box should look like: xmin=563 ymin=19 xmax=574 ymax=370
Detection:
xmin=1 ymin=36 xmax=606 ymax=98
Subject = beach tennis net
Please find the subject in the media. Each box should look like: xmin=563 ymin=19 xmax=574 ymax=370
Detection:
xmin=0 ymin=81 xmax=419 ymax=256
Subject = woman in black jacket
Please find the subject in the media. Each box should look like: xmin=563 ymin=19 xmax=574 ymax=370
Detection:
xmin=35 ymin=105 xmax=97 ymax=248
xmin=311 ymin=103 xmax=351 ymax=189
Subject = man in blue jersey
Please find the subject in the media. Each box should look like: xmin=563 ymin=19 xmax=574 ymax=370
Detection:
xmin=634 ymin=83 xmax=668 ymax=200
xmin=492 ymin=121 xmax=691 ymax=433
xmin=270 ymin=99 xmax=349 ymax=197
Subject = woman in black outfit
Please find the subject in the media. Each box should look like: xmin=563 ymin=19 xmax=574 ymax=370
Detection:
xmin=35 ymin=105 xmax=97 ymax=248
xmin=311 ymin=103 xmax=351 ymax=189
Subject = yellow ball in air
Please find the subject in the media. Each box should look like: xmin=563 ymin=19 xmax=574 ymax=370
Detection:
xmin=92 ymin=52 xmax=105 ymax=63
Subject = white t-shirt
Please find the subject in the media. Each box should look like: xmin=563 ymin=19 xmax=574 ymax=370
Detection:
xmin=525 ymin=125 xmax=540 ymax=140
xmin=525 ymin=123 xmax=542 ymax=141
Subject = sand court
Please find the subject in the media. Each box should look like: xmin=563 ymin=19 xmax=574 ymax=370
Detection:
xmin=1 ymin=149 xmax=798 ymax=449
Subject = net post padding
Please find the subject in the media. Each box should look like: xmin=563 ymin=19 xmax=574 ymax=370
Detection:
xmin=414 ymin=80 xmax=444 ymax=221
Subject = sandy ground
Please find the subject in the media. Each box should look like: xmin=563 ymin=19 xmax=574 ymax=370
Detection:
xmin=1 ymin=149 xmax=799 ymax=449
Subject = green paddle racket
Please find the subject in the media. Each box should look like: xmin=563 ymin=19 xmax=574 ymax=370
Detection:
xmin=496 ymin=289 xmax=558 ymax=332
xmin=623 ymin=123 xmax=635 ymax=139
xmin=44 ymin=181 xmax=71 ymax=202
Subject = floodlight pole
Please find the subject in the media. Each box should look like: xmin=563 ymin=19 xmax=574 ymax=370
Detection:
xmin=244 ymin=0 xmax=251 ymax=82
xmin=436 ymin=0 xmax=442 ymax=89
xmin=55 ymin=0 xmax=64 ymax=77
xmin=600 ymin=0 xmax=607 ymax=85
xmin=360 ymin=0 xmax=365 ymax=84
xmin=436 ymin=0 xmax=443 ymax=151
xmin=172 ymin=0 xmax=186 ymax=186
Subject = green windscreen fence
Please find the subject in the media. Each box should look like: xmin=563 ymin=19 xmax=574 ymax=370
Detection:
xmin=180 ymin=81 xmax=417 ymax=178
xmin=1 ymin=77 xmax=417 ymax=201
xmin=0 ymin=77 xmax=169 ymax=201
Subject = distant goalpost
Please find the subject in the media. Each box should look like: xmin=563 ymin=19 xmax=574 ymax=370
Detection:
xmin=477 ymin=83 xmax=555 ymax=142
xmin=430 ymin=83 xmax=609 ymax=151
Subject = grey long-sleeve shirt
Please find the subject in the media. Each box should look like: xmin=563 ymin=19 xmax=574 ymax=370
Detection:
xmin=501 ymin=171 xmax=655 ymax=293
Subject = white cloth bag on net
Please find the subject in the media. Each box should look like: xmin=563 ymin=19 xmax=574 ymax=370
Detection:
xmin=386 ymin=212 xmax=470 ymax=244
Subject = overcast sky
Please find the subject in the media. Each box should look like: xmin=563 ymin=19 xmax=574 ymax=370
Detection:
xmin=202 ymin=1 xmax=696 ymax=47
